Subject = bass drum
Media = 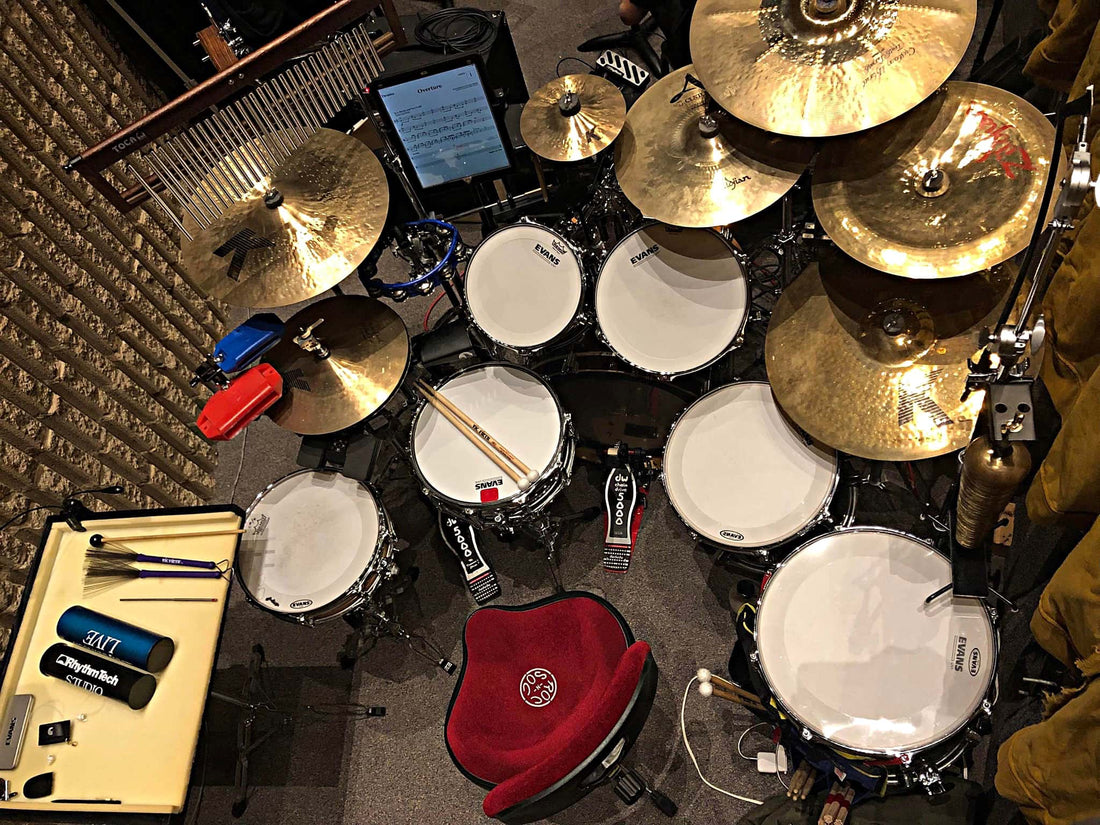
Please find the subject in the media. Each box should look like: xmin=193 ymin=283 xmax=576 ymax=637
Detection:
xmin=534 ymin=349 xmax=702 ymax=462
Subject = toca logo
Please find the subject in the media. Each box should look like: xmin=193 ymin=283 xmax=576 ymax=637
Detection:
xmin=720 ymin=530 xmax=744 ymax=541
xmin=290 ymin=599 xmax=313 ymax=609
xmin=954 ymin=635 xmax=968 ymax=672
xmin=969 ymin=648 xmax=981 ymax=676
xmin=630 ymin=244 xmax=660 ymax=266
xmin=534 ymin=243 xmax=561 ymax=266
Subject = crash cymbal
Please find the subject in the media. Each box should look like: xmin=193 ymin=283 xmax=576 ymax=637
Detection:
xmin=181 ymin=128 xmax=389 ymax=308
xmin=765 ymin=251 xmax=1012 ymax=460
xmin=614 ymin=66 xmax=813 ymax=227
xmin=689 ymin=0 xmax=976 ymax=137
xmin=813 ymin=82 xmax=1060 ymax=279
xmin=264 ymin=296 xmax=409 ymax=435
xmin=520 ymin=74 xmax=627 ymax=162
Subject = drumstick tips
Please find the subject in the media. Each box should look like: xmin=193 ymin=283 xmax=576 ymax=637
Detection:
xmin=518 ymin=476 xmax=531 ymax=491
xmin=697 ymin=668 xmax=712 ymax=683
xmin=524 ymin=469 xmax=539 ymax=484
xmin=698 ymin=681 xmax=714 ymax=697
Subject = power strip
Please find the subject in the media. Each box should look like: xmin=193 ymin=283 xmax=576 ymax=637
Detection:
xmin=596 ymin=50 xmax=650 ymax=88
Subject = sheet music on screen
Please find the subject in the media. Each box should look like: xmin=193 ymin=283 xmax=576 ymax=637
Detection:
xmin=378 ymin=64 xmax=511 ymax=188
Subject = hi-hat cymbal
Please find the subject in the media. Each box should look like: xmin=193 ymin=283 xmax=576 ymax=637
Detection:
xmin=520 ymin=74 xmax=627 ymax=162
xmin=765 ymin=251 xmax=1012 ymax=460
xmin=689 ymin=0 xmax=976 ymax=137
xmin=181 ymin=129 xmax=389 ymax=308
xmin=264 ymin=296 xmax=409 ymax=435
xmin=813 ymin=82 xmax=1060 ymax=279
xmin=614 ymin=65 xmax=814 ymax=227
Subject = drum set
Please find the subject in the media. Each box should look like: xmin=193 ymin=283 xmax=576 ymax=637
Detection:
xmin=172 ymin=0 xmax=1070 ymax=797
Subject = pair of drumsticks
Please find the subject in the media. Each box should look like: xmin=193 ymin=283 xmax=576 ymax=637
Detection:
xmin=695 ymin=668 xmax=767 ymax=713
xmin=415 ymin=380 xmax=538 ymax=491
xmin=817 ymin=782 xmax=856 ymax=825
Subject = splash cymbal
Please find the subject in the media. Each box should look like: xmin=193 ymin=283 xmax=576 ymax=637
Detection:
xmin=264 ymin=296 xmax=409 ymax=435
xmin=689 ymin=0 xmax=976 ymax=137
xmin=520 ymin=74 xmax=627 ymax=162
xmin=765 ymin=251 xmax=1011 ymax=460
xmin=181 ymin=129 xmax=389 ymax=308
xmin=812 ymin=82 xmax=1060 ymax=279
xmin=614 ymin=66 xmax=813 ymax=227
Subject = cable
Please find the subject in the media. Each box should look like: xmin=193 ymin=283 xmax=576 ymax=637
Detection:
xmin=680 ymin=676 xmax=764 ymax=806
xmin=0 ymin=505 xmax=58 ymax=532
xmin=229 ymin=426 xmax=249 ymax=505
xmin=423 ymin=292 xmax=446 ymax=331
xmin=414 ymin=8 xmax=496 ymax=53
xmin=736 ymin=722 xmax=772 ymax=760
xmin=556 ymin=56 xmax=596 ymax=77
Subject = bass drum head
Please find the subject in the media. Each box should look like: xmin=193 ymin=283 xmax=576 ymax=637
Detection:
xmin=663 ymin=382 xmax=838 ymax=547
xmin=756 ymin=528 xmax=996 ymax=755
xmin=595 ymin=225 xmax=748 ymax=375
xmin=240 ymin=470 xmax=382 ymax=617
xmin=412 ymin=364 xmax=564 ymax=506
xmin=466 ymin=224 xmax=584 ymax=349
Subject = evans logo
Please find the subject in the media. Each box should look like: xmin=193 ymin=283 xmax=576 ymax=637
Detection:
xmin=720 ymin=530 xmax=744 ymax=541
xmin=290 ymin=599 xmax=313 ymax=609
xmin=954 ymin=635 xmax=968 ymax=672
xmin=969 ymin=648 xmax=981 ymax=677
xmin=630 ymin=244 xmax=660 ymax=266
xmin=475 ymin=478 xmax=503 ymax=491
xmin=534 ymin=243 xmax=560 ymax=266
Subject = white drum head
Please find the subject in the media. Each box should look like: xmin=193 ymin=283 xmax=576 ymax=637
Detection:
xmin=240 ymin=471 xmax=381 ymax=615
xmin=663 ymin=382 xmax=837 ymax=547
xmin=413 ymin=364 xmax=563 ymax=505
xmin=596 ymin=225 xmax=748 ymax=375
xmin=756 ymin=529 xmax=996 ymax=754
xmin=466 ymin=224 xmax=584 ymax=349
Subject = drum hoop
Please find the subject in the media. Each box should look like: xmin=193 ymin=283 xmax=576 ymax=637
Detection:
xmin=408 ymin=361 xmax=569 ymax=511
xmin=239 ymin=468 xmax=390 ymax=622
xmin=463 ymin=222 xmax=587 ymax=353
xmin=755 ymin=526 xmax=999 ymax=757
xmin=594 ymin=222 xmax=749 ymax=377
xmin=661 ymin=380 xmax=841 ymax=548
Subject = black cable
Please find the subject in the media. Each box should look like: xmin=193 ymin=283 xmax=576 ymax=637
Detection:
xmin=556 ymin=56 xmax=596 ymax=77
xmin=414 ymin=8 xmax=496 ymax=54
xmin=0 ymin=505 xmax=58 ymax=532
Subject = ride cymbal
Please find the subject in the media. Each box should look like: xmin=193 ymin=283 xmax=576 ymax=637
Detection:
xmin=689 ymin=0 xmax=976 ymax=137
xmin=614 ymin=66 xmax=813 ymax=227
xmin=181 ymin=129 xmax=389 ymax=308
xmin=813 ymin=82 xmax=1060 ymax=278
xmin=520 ymin=74 xmax=627 ymax=162
xmin=765 ymin=251 xmax=1011 ymax=460
xmin=264 ymin=296 xmax=409 ymax=435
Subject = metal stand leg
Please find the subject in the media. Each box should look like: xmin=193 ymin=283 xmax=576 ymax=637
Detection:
xmin=340 ymin=600 xmax=456 ymax=674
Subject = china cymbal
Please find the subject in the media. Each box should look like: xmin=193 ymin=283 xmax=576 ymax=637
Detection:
xmin=264 ymin=296 xmax=409 ymax=435
xmin=614 ymin=66 xmax=813 ymax=227
xmin=689 ymin=0 xmax=976 ymax=137
xmin=520 ymin=74 xmax=627 ymax=162
xmin=181 ymin=129 xmax=389 ymax=308
xmin=765 ymin=251 xmax=1012 ymax=460
xmin=813 ymin=82 xmax=1060 ymax=279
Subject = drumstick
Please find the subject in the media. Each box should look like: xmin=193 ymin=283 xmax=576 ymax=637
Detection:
xmin=416 ymin=380 xmax=539 ymax=484
xmin=416 ymin=384 xmax=529 ymax=490
xmin=697 ymin=681 xmax=765 ymax=711
xmin=698 ymin=669 xmax=764 ymax=705
xmin=834 ymin=787 xmax=856 ymax=825
xmin=819 ymin=782 xmax=842 ymax=825
xmin=91 ymin=529 xmax=245 ymax=545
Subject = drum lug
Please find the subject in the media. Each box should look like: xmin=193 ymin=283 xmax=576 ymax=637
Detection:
xmin=800 ymin=727 xmax=813 ymax=742
xmin=383 ymin=560 xmax=399 ymax=580
xmin=749 ymin=650 xmax=758 ymax=664
xmin=981 ymin=699 xmax=993 ymax=716
xmin=916 ymin=765 xmax=946 ymax=797
xmin=464 ymin=508 xmax=475 ymax=516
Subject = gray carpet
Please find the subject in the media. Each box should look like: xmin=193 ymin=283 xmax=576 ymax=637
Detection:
xmin=189 ymin=2 xmax=1061 ymax=824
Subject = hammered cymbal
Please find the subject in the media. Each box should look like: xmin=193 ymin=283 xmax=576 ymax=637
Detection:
xmin=689 ymin=0 xmax=976 ymax=137
xmin=264 ymin=296 xmax=409 ymax=435
xmin=765 ymin=251 xmax=1012 ymax=460
xmin=813 ymin=82 xmax=1060 ymax=279
xmin=520 ymin=74 xmax=627 ymax=161
xmin=614 ymin=66 xmax=814 ymax=227
xmin=181 ymin=129 xmax=389 ymax=308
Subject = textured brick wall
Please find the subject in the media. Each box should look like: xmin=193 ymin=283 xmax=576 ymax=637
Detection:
xmin=0 ymin=0 xmax=226 ymax=650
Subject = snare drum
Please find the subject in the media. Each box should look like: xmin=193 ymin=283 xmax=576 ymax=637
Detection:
xmin=410 ymin=363 xmax=574 ymax=527
xmin=239 ymin=470 xmax=396 ymax=624
xmin=663 ymin=381 xmax=840 ymax=550
xmin=465 ymin=223 xmax=585 ymax=353
xmin=756 ymin=528 xmax=997 ymax=762
xmin=596 ymin=224 xmax=749 ymax=376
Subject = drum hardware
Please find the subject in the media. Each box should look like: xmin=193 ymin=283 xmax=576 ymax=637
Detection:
xmin=365 ymin=219 xmax=469 ymax=308
xmin=339 ymin=598 xmax=457 ymax=674
xmin=596 ymin=224 xmax=750 ymax=378
xmin=601 ymin=444 xmax=656 ymax=572
xmin=438 ymin=513 xmax=502 ymax=605
xmin=689 ymin=0 xmax=975 ymax=137
xmin=812 ymin=82 xmax=1062 ymax=280
xmin=519 ymin=74 xmax=627 ymax=163
xmin=613 ymin=66 xmax=813 ymax=228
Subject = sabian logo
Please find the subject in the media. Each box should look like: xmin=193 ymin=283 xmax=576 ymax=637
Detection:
xmin=630 ymin=244 xmax=660 ymax=266
xmin=969 ymin=648 xmax=981 ymax=677
xmin=534 ymin=243 xmax=561 ymax=266
xmin=475 ymin=477 xmax=503 ymax=491
xmin=720 ymin=530 xmax=744 ymax=541
xmin=954 ymin=635 xmax=968 ymax=672
xmin=289 ymin=599 xmax=313 ymax=609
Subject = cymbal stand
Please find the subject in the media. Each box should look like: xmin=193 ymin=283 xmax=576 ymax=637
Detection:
xmin=340 ymin=594 xmax=456 ymax=674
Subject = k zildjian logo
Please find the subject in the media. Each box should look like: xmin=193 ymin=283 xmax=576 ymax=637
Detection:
xmin=213 ymin=228 xmax=275 ymax=281
xmin=897 ymin=369 xmax=954 ymax=428
xmin=282 ymin=368 xmax=312 ymax=392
